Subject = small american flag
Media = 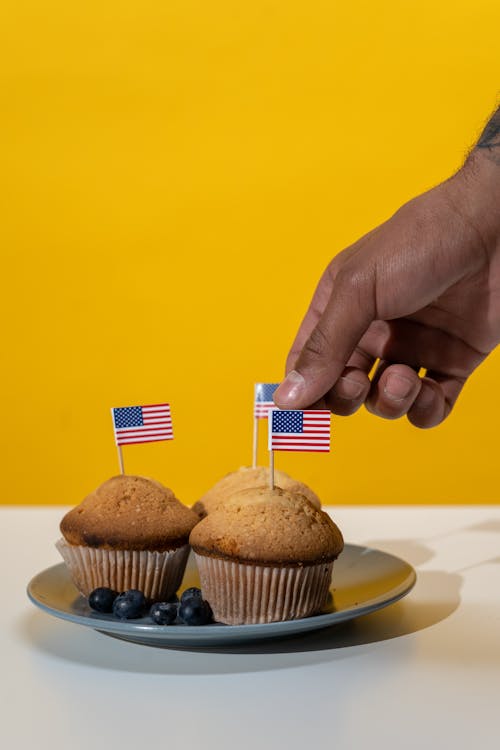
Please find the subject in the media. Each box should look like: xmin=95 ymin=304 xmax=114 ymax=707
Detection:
xmin=268 ymin=409 xmax=331 ymax=452
xmin=111 ymin=403 xmax=173 ymax=446
xmin=254 ymin=383 xmax=280 ymax=419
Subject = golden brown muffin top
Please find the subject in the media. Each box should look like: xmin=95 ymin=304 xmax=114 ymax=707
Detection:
xmin=190 ymin=486 xmax=343 ymax=566
xmin=60 ymin=475 xmax=199 ymax=551
xmin=192 ymin=465 xmax=321 ymax=518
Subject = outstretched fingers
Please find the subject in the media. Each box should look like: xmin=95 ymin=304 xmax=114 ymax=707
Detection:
xmin=366 ymin=363 xmax=469 ymax=428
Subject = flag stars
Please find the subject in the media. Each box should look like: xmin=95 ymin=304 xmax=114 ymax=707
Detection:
xmin=113 ymin=407 xmax=144 ymax=429
xmin=272 ymin=411 xmax=303 ymax=433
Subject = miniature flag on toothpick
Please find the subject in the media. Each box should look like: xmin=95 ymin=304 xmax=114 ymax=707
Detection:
xmin=252 ymin=383 xmax=280 ymax=468
xmin=267 ymin=409 xmax=331 ymax=489
xmin=268 ymin=409 xmax=331 ymax=452
xmin=254 ymin=383 xmax=280 ymax=419
xmin=111 ymin=403 xmax=173 ymax=474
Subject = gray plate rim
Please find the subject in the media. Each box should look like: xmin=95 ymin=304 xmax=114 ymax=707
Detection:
xmin=27 ymin=543 xmax=416 ymax=645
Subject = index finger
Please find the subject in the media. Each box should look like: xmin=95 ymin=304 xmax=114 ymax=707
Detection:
xmin=285 ymin=264 xmax=335 ymax=373
xmin=275 ymin=267 xmax=375 ymax=409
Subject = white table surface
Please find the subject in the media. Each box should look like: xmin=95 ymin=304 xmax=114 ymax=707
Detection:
xmin=2 ymin=505 xmax=500 ymax=749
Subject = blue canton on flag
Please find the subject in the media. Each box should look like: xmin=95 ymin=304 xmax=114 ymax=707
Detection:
xmin=254 ymin=382 xmax=280 ymax=418
xmin=272 ymin=410 xmax=303 ymax=433
xmin=113 ymin=407 xmax=144 ymax=429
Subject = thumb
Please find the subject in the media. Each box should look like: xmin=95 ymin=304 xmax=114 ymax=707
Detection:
xmin=274 ymin=269 xmax=375 ymax=409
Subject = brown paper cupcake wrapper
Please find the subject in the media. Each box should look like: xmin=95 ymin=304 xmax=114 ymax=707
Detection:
xmin=194 ymin=554 xmax=333 ymax=625
xmin=56 ymin=539 xmax=190 ymax=601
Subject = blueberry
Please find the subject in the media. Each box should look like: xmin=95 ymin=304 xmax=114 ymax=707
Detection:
xmin=120 ymin=589 xmax=146 ymax=609
xmin=88 ymin=587 xmax=118 ymax=613
xmin=178 ymin=598 xmax=213 ymax=626
xmin=180 ymin=587 xmax=202 ymax=605
xmin=150 ymin=601 xmax=178 ymax=625
xmin=112 ymin=589 xmax=146 ymax=619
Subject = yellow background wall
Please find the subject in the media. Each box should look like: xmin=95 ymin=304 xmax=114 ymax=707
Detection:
xmin=1 ymin=1 xmax=499 ymax=506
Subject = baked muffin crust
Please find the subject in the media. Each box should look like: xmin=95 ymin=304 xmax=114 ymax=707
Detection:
xmin=60 ymin=475 xmax=198 ymax=551
xmin=190 ymin=487 xmax=343 ymax=566
xmin=192 ymin=465 xmax=321 ymax=517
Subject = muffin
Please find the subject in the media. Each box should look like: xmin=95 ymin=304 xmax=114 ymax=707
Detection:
xmin=57 ymin=475 xmax=199 ymax=601
xmin=190 ymin=487 xmax=343 ymax=624
xmin=192 ymin=465 xmax=321 ymax=518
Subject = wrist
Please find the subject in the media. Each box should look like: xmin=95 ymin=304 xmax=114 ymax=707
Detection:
xmin=449 ymin=148 xmax=500 ymax=259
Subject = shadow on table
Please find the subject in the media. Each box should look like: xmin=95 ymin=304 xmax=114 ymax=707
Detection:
xmin=461 ymin=518 xmax=500 ymax=534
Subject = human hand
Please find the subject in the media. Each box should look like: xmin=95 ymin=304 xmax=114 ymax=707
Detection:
xmin=274 ymin=116 xmax=500 ymax=428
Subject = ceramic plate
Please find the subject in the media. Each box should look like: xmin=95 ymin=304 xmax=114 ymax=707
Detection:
xmin=27 ymin=544 xmax=416 ymax=647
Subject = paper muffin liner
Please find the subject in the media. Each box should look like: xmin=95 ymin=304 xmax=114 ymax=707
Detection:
xmin=194 ymin=553 xmax=333 ymax=625
xmin=56 ymin=539 xmax=190 ymax=601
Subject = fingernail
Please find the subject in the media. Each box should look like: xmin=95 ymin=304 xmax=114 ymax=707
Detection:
xmin=274 ymin=370 xmax=305 ymax=406
xmin=384 ymin=373 xmax=414 ymax=401
xmin=335 ymin=376 xmax=365 ymax=400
